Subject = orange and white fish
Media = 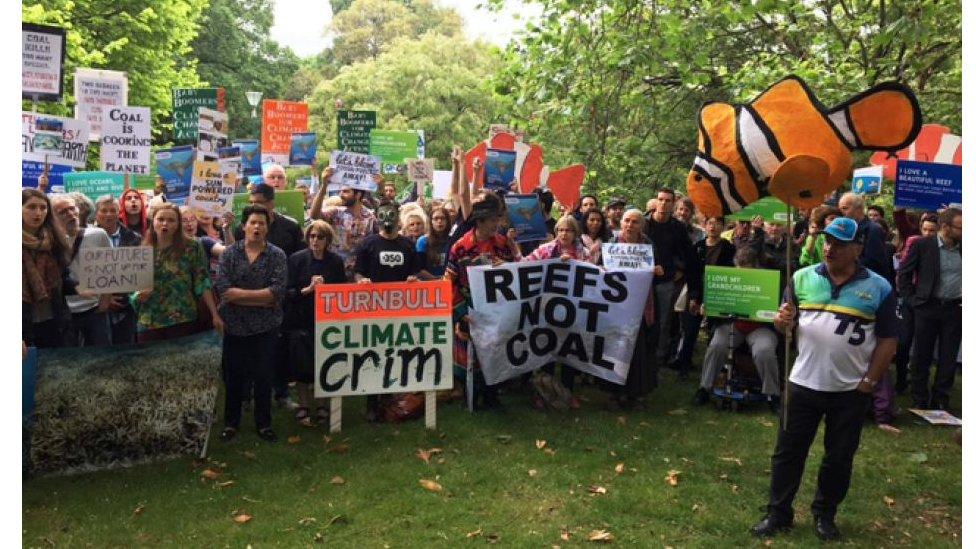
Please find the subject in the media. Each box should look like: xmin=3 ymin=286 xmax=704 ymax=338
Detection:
xmin=687 ymin=76 xmax=922 ymax=217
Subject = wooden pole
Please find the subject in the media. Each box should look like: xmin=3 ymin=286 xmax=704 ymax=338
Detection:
xmin=781 ymin=200 xmax=794 ymax=430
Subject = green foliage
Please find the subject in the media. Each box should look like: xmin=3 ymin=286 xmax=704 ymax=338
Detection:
xmin=190 ymin=0 xmax=301 ymax=140
xmin=496 ymin=0 xmax=961 ymax=207
xmin=22 ymin=0 xmax=208 ymax=137
xmin=330 ymin=0 xmax=462 ymax=65
xmin=308 ymin=33 xmax=510 ymax=164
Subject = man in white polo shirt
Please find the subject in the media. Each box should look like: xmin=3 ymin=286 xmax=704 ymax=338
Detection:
xmin=751 ymin=217 xmax=898 ymax=542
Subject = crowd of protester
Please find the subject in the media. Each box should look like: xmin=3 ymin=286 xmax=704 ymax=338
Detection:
xmin=22 ymin=151 xmax=962 ymax=441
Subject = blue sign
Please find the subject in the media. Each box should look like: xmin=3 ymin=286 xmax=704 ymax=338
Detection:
xmin=505 ymin=194 xmax=548 ymax=243
xmin=234 ymin=140 xmax=261 ymax=176
xmin=289 ymin=132 xmax=317 ymax=166
xmin=155 ymin=145 xmax=196 ymax=204
xmin=895 ymin=160 xmax=962 ymax=211
xmin=485 ymin=149 xmax=517 ymax=191
xmin=22 ymin=161 xmax=72 ymax=190
xmin=851 ymin=166 xmax=883 ymax=195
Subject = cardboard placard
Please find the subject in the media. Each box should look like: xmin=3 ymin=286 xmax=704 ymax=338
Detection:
xmin=703 ymin=265 xmax=781 ymax=322
xmin=99 ymin=106 xmax=151 ymax=174
xmin=76 ymin=246 xmax=154 ymax=293
xmin=73 ymin=68 xmax=128 ymax=141
xmin=337 ymin=110 xmax=376 ymax=154
xmin=261 ymin=100 xmax=308 ymax=165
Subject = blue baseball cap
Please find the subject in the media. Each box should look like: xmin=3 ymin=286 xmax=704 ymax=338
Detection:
xmin=822 ymin=217 xmax=862 ymax=243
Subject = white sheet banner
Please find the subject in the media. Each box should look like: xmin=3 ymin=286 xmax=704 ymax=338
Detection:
xmin=467 ymin=259 xmax=652 ymax=385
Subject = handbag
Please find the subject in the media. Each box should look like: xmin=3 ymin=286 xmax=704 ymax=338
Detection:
xmin=286 ymin=329 xmax=315 ymax=383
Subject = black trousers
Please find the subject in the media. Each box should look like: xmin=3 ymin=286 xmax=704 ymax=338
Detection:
xmin=910 ymin=300 xmax=962 ymax=408
xmin=224 ymin=329 xmax=278 ymax=430
xmin=767 ymin=383 xmax=871 ymax=521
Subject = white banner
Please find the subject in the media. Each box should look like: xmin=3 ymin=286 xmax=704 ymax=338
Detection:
xmin=22 ymin=111 xmax=89 ymax=168
xmin=77 ymin=246 xmax=154 ymax=294
xmin=73 ymin=68 xmax=128 ymax=141
xmin=467 ymin=259 xmax=652 ymax=385
xmin=329 ymin=150 xmax=382 ymax=192
xmin=99 ymin=106 xmax=151 ymax=174
xmin=601 ymin=243 xmax=655 ymax=271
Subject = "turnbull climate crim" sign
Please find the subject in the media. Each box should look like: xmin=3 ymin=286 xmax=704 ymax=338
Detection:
xmin=314 ymin=280 xmax=453 ymax=397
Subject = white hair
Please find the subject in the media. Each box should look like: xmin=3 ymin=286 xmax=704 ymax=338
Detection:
xmin=262 ymin=163 xmax=286 ymax=177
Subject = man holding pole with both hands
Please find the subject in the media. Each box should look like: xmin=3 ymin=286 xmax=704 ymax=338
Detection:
xmin=751 ymin=217 xmax=899 ymax=542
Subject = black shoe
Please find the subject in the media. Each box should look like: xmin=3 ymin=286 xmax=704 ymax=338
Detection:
xmin=693 ymin=388 xmax=710 ymax=406
xmin=767 ymin=395 xmax=781 ymax=414
xmin=256 ymin=428 xmax=278 ymax=443
xmin=813 ymin=515 xmax=840 ymax=541
xmin=751 ymin=513 xmax=793 ymax=537
xmin=220 ymin=427 xmax=237 ymax=442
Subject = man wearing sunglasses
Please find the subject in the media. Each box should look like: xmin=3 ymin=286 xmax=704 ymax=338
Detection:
xmin=752 ymin=217 xmax=898 ymax=542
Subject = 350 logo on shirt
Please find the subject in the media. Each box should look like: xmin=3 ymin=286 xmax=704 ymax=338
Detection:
xmin=380 ymin=251 xmax=405 ymax=267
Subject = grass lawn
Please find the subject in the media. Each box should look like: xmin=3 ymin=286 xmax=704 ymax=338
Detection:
xmin=23 ymin=366 xmax=961 ymax=547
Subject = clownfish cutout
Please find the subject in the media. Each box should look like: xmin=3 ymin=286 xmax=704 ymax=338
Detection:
xmin=465 ymin=132 xmax=586 ymax=208
xmin=869 ymin=123 xmax=961 ymax=181
xmin=687 ymin=76 xmax=922 ymax=218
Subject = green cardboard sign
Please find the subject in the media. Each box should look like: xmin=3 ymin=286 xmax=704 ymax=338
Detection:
xmin=172 ymin=88 xmax=224 ymax=143
xmin=704 ymin=265 xmax=781 ymax=323
xmin=726 ymin=196 xmax=789 ymax=224
xmin=337 ymin=110 xmax=376 ymax=154
xmin=62 ymin=171 xmax=125 ymax=202
xmin=368 ymin=130 xmax=420 ymax=165
xmin=230 ymin=189 xmax=305 ymax=228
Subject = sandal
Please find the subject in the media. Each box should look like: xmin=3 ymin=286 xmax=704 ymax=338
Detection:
xmin=295 ymin=407 xmax=309 ymax=421
xmin=220 ymin=427 xmax=237 ymax=442
xmin=315 ymin=406 xmax=329 ymax=424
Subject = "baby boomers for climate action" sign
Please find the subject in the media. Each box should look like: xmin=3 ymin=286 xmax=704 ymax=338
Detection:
xmin=314 ymin=280 xmax=454 ymax=397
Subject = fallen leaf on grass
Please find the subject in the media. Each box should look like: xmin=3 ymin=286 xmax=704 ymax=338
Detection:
xmin=328 ymin=443 xmax=350 ymax=454
xmin=201 ymin=468 xmax=221 ymax=480
xmin=536 ymin=439 xmax=547 ymax=450
xmin=288 ymin=436 xmax=301 ymax=444
xmin=323 ymin=435 xmax=332 ymax=444
xmin=909 ymin=452 xmax=928 ymax=463
xmin=419 ymin=479 xmax=443 ymax=492
xmin=879 ymin=424 xmax=902 ymax=434
xmin=233 ymin=513 xmax=252 ymax=524
xmin=614 ymin=463 xmax=625 ymax=474
xmin=242 ymin=451 xmax=256 ymax=460
xmin=466 ymin=528 xmax=482 ymax=538
xmin=543 ymin=448 xmax=557 ymax=457
xmin=758 ymin=419 xmax=774 ymax=428
xmin=486 ymin=533 xmax=500 ymax=543
xmin=416 ymin=447 xmax=443 ymax=464
xmin=528 ymin=469 xmax=538 ymax=477
xmin=324 ymin=514 xmax=346 ymax=527
xmin=132 ymin=503 xmax=145 ymax=517
xmin=216 ymin=481 xmax=235 ymax=488
xmin=330 ymin=476 xmax=345 ymax=485
xmin=616 ymin=416 xmax=627 ymax=425
xmin=667 ymin=408 xmax=687 ymax=415
xmin=436 ymin=457 xmax=446 ymax=464
xmin=299 ymin=517 xmax=317 ymax=526
xmin=719 ymin=456 xmax=743 ymax=466
xmin=497 ymin=435 xmax=512 ymax=444
xmin=314 ymin=532 xmax=324 ymax=543
xmin=665 ymin=470 xmax=680 ymax=486
xmin=763 ymin=539 xmax=774 ymax=546
xmin=692 ymin=503 xmax=700 ymax=512
xmin=587 ymin=529 xmax=614 ymax=542
xmin=588 ymin=485 xmax=608 ymax=495
xmin=884 ymin=496 xmax=896 ymax=508
xmin=560 ymin=530 xmax=571 ymax=541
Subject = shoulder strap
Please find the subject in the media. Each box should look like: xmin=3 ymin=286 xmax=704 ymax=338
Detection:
xmin=69 ymin=231 xmax=85 ymax=263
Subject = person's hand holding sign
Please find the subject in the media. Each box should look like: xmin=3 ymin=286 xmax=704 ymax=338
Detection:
xmin=303 ymin=275 xmax=324 ymax=295
xmin=774 ymin=302 xmax=796 ymax=334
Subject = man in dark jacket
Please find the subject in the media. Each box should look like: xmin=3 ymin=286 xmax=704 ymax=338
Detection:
xmin=897 ymin=207 xmax=962 ymax=411
xmin=839 ymin=193 xmax=894 ymax=285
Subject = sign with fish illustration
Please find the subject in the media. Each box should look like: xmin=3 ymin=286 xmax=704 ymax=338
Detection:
xmin=155 ymin=145 xmax=196 ymax=203
xmin=485 ymin=148 xmax=517 ymax=191
xmin=505 ymin=194 xmax=548 ymax=243
xmin=289 ymin=132 xmax=317 ymax=166
xmin=851 ymin=166 xmax=883 ymax=195
xmin=233 ymin=139 xmax=261 ymax=175
xmin=686 ymin=75 xmax=922 ymax=217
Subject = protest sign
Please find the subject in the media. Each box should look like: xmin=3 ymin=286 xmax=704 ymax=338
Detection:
xmin=467 ymin=260 xmax=652 ymax=385
xmin=908 ymin=408 xmax=962 ymax=426
xmin=337 ymin=110 xmax=376 ymax=153
xmin=231 ymin=189 xmax=305 ymax=227
xmin=329 ymin=150 xmax=382 ymax=192
xmin=726 ymin=196 xmax=788 ymax=223
xmin=314 ymin=280 xmax=454 ymax=397
xmin=601 ymin=243 xmax=655 ymax=271
xmin=289 ymin=132 xmax=318 ymax=165
xmin=22 ymin=111 xmax=89 ymax=168
xmin=188 ymin=161 xmax=235 ymax=215
xmin=703 ymin=266 xmax=780 ymax=322
xmin=407 ymin=158 xmax=434 ymax=198
xmin=851 ymin=165 xmax=883 ymax=195
xmin=155 ymin=145 xmax=196 ymax=203
xmin=505 ymin=194 xmax=548 ymax=243
xmin=218 ymin=146 xmax=241 ymax=177
xmin=63 ymin=172 xmax=125 ymax=202
xmin=99 ymin=106 xmax=151 ymax=174
xmin=489 ymin=124 xmax=525 ymax=142
xmin=23 ymin=23 xmax=65 ymax=102
xmin=76 ymin=246 xmax=154 ymax=294
xmin=432 ymin=170 xmax=452 ymax=199
xmin=73 ymin=68 xmax=127 ymax=141
xmin=895 ymin=159 xmax=962 ymax=211
xmin=369 ymin=129 xmax=422 ymax=171
xmin=22 ymin=161 xmax=72 ymax=189
xmin=172 ymin=88 xmax=225 ymax=143
xmin=234 ymin=140 xmax=262 ymax=176
xmin=32 ymin=118 xmax=63 ymax=153
xmin=261 ymin=100 xmax=308 ymax=165
xmin=197 ymin=107 xmax=229 ymax=161
xmin=485 ymin=148 xmax=518 ymax=190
